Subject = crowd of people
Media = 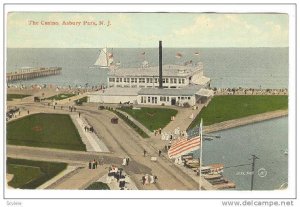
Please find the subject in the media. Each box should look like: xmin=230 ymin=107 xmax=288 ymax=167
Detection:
xmin=141 ymin=174 xmax=158 ymax=185
xmin=107 ymin=165 xmax=127 ymax=189
xmin=214 ymin=87 xmax=288 ymax=96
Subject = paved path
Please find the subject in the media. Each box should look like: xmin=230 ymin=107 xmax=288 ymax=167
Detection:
xmin=50 ymin=166 xmax=108 ymax=190
xmin=71 ymin=114 xmax=109 ymax=152
xmin=203 ymin=109 xmax=288 ymax=133
xmin=7 ymin=145 xmax=121 ymax=165
xmin=37 ymin=165 xmax=80 ymax=189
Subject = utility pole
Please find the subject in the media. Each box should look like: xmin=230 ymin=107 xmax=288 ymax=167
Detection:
xmin=250 ymin=155 xmax=259 ymax=191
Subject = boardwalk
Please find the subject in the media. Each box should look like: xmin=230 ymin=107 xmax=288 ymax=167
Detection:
xmin=7 ymin=67 xmax=62 ymax=82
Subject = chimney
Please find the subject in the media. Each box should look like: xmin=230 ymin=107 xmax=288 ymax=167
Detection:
xmin=159 ymin=40 xmax=163 ymax=89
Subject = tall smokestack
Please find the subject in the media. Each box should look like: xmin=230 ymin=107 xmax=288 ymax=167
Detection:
xmin=159 ymin=40 xmax=163 ymax=89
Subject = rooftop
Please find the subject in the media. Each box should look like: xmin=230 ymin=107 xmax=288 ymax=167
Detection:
xmin=88 ymin=87 xmax=141 ymax=96
xmin=138 ymin=85 xmax=203 ymax=96
xmin=108 ymin=64 xmax=203 ymax=77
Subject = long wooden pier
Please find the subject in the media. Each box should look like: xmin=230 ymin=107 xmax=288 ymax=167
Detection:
xmin=7 ymin=67 xmax=62 ymax=82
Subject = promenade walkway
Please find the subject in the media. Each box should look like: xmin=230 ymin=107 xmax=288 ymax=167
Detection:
xmin=204 ymin=109 xmax=288 ymax=133
xmin=71 ymin=114 xmax=110 ymax=152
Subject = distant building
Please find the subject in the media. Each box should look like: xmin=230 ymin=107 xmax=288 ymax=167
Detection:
xmin=107 ymin=63 xmax=210 ymax=89
xmin=87 ymin=41 xmax=213 ymax=106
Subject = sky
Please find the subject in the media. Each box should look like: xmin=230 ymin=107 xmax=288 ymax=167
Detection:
xmin=7 ymin=12 xmax=289 ymax=48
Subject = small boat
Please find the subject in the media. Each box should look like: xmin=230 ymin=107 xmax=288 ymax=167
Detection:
xmin=204 ymin=137 xmax=213 ymax=141
xmin=204 ymin=174 xmax=222 ymax=180
xmin=90 ymin=48 xmax=114 ymax=69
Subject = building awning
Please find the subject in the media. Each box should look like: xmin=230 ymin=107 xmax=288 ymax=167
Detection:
xmin=191 ymin=76 xmax=210 ymax=85
xmin=195 ymin=88 xmax=214 ymax=97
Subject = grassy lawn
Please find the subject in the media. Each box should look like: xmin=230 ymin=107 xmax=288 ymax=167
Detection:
xmin=7 ymin=158 xmax=67 ymax=189
xmin=109 ymin=108 xmax=149 ymax=138
xmin=7 ymin=94 xmax=31 ymax=101
xmin=85 ymin=182 xmax=110 ymax=190
xmin=46 ymin=93 xmax=75 ymax=100
xmin=7 ymin=113 xmax=86 ymax=151
xmin=189 ymin=95 xmax=288 ymax=129
xmin=120 ymin=107 xmax=178 ymax=132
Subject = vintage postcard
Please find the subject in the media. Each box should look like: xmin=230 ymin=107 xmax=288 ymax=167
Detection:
xmin=2 ymin=2 xmax=297 ymax=205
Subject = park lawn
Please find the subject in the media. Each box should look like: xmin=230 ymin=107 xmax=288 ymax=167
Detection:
xmin=120 ymin=107 xmax=178 ymax=132
xmin=85 ymin=182 xmax=110 ymax=190
xmin=7 ymin=158 xmax=67 ymax=189
xmin=46 ymin=93 xmax=75 ymax=100
xmin=7 ymin=94 xmax=31 ymax=101
xmin=7 ymin=113 xmax=86 ymax=151
xmin=7 ymin=164 xmax=43 ymax=188
xmin=189 ymin=95 xmax=288 ymax=129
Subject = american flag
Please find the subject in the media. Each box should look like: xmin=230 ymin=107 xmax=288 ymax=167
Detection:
xmin=168 ymin=124 xmax=202 ymax=159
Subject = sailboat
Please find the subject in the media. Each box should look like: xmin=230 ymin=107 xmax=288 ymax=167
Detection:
xmin=90 ymin=48 xmax=114 ymax=69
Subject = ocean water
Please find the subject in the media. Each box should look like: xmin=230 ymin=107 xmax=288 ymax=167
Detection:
xmin=194 ymin=117 xmax=288 ymax=190
xmin=6 ymin=48 xmax=288 ymax=89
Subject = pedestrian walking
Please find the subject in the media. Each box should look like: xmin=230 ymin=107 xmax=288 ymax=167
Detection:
xmin=143 ymin=149 xmax=146 ymax=157
xmin=142 ymin=176 xmax=146 ymax=185
xmin=88 ymin=161 xmax=92 ymax=169
xmin=27 ymin=110 xmax=29 ymax=115
xmin=126 ymin=157 xmax=130 ymax=166
xmin=95 ymin=160 xmax=98 ymax=169
xmin=122 ymin=157 xmax=127 ymax=166
xmin=92 ymin=160 xmax=96 ymax=169
xmin=154 ymin=175 xmax=158 ymax=183
xmin=78 ymin=112 xmax=81 ymax=117
xmin=158 ymin=150 xmax=162 ymax=157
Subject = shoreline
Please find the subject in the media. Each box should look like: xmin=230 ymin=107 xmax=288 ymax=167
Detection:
xmin=203 ymin=109 xmax=288 ymax=133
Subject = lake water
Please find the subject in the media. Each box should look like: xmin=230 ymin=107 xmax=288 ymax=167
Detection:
xmin=194 ymin=117 xmax=288 ymax=190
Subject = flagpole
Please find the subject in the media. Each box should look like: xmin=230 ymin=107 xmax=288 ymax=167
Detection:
xmin=199 ymin=119 xmax=203 ymax=190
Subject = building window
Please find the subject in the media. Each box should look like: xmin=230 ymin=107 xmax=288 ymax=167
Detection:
xmin=166 ymin=78 xmax=169 ymax=83
xmin=174 ymin=78 xmax=177 ymax=84
xmin=154 ymin=78 xmax=158 ymax=83
xmin=167 ymin=97 xmax=169 ymax=102
xmin=182 ymin=79 xmax=185 ymax=84
xmin=188 ymin=97 xmax=191 ymax=100
xmin=139 ymin=78 xmax=145 ymax=83
xmin=148 ymin=97 xmax=151 ymax=103
xmin=154 ymin=97 xmax=157 ymax=104
xmin=146 ymin=78 xmax=150 ymax=83
xmin=116 ymin=78 xmax=119 ymax=83
xmin=162 ymin=78 xmax=166 ymax=83
xmin=179 ymin=79 xmax=182 ymax=84
xmin=109 ymin=78 xmax=115 ymax=82
xmin=160 ymin=96 xmax=166 ymax=102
